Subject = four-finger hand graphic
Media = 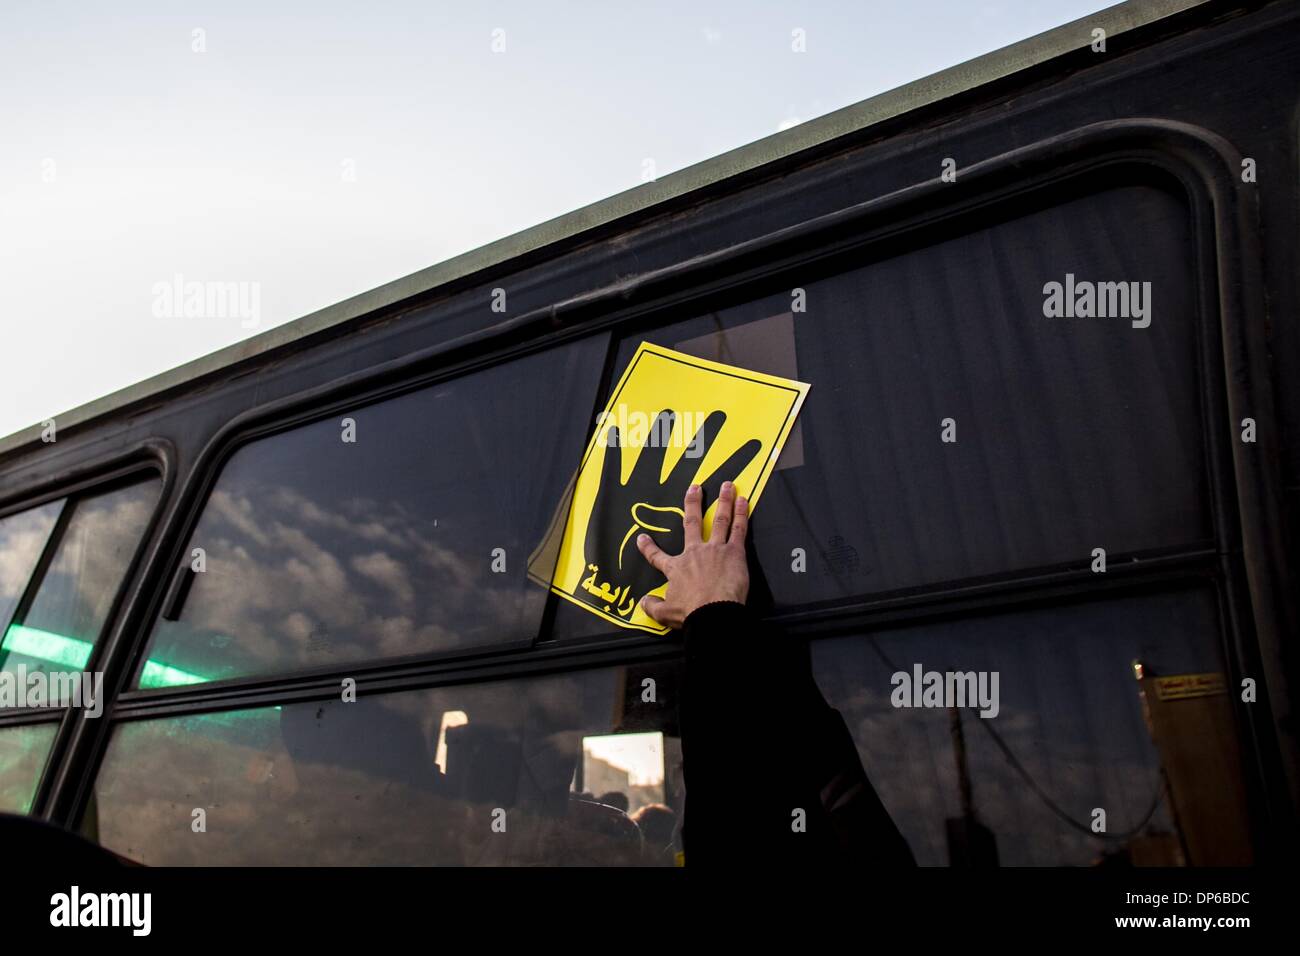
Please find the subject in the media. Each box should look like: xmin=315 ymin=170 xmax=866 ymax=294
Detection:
xmin=575 ymin=409 xmax=761 ymax=621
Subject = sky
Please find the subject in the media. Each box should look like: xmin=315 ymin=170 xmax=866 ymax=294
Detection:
xmin=0 ymin=0 xmax=1114 ymax=441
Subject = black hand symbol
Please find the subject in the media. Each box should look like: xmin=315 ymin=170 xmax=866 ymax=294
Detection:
xmin=578 ymin=409 xmax=761 ymax=619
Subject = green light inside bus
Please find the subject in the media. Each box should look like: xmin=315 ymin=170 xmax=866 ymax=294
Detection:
xmin=2 ymin=623 xmax=209 ymax=688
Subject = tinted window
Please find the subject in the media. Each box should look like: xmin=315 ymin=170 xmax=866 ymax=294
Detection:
xmin=578 ymin=184 xmax=1207 ymax=618
xmin=137 ymin=338 xmax=609 ymax=688
xmin=3 ymin=480 xmax=159 ymax=705
xmin=93 ymin=662 xmax=682 ymax=865
xmin=0 ymin=499 xmax=63 ymax=632
xmin=810 ymin=588 xmax=1251 ymax=866
xmin=0 ymin=722 xmax=58 ymax=813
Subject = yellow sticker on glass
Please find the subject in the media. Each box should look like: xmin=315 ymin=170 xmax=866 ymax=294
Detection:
xmin=539 ymin=341 xmax=810 ymax=635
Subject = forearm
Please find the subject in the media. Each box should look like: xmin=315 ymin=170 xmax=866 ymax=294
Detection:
xmin=636 ymin=483 xmax=912 ymax=865
xmin=678 ymin=601 xmax=839 ymax=864
xmin=682 ymin=601 xmax=846 ymax=786
xmin=679 ymin=601 xmax=915 ymax=867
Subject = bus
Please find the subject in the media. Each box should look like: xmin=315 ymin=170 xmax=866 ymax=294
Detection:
xmin=0 ymin=0 xmax=1296 ymax=866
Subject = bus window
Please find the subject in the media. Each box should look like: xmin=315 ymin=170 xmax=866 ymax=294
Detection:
xmin=91 ymin=661 xmax=684 ymax=865
xmin=810 ymin=587 xmax=1251 ymax=866
xmin=135 ymin=336 xmax=609 ymax=688
xmin=0 ymin=722 xmax=59 ymax=814
xmin=577 ymin=183 xmax=1208 ymax=618
xmin=0 ymin=499 xmax=64 ymax=640
xmin=2 ymin=479 xmax=160 ymax=705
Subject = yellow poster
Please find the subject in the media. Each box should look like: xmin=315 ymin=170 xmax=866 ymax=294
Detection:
xmin=538 ymin=341 xmax=810 ymax=635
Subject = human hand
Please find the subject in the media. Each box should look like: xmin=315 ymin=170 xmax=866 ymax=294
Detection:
xmin=577 ymin=409 xmax=759 ymax=621
xmin=634 ymin=479 xmax=750 ymax=630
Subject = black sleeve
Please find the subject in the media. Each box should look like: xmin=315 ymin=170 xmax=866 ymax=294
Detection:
xmin=679 ymin=601 xmax=915 ymax=869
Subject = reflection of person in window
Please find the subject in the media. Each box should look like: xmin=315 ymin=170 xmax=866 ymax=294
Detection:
xmin=630 ymin=803 xmax=677 ymax=866
xmin=636 ymin=480 xmax=915 ymax=868
xmin=598 ymin=791 xmax=630 ymax=813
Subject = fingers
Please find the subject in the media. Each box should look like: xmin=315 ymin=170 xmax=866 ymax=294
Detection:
xmin=730 ymin=494 xmax=749 ymax=546
xmin=682 ymin=483 xmax=703 ymax=546
xmin=700 ymin=437 xmax=763 ymax=499
xmin=629 ymin=410 xmax=674 ymax=483
xmin=710 ymin=480 xmax=735 ymax=543
xmin=667 ymin=411 xmax=726 ymax=487
xmin=600 ymin=425 xmax=622 ymax=484
xmin=636 ymin=533 xmax=670 ymax=573
xmin=640 ymin=593 xmax=668 ymax=625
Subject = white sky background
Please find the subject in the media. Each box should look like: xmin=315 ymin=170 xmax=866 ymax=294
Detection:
xmin=0 ymin=0 xmax=1113 ymax=441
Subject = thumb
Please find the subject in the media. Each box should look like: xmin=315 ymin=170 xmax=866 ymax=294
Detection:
xmin=640 ymin=594 xmax=668 ymax=625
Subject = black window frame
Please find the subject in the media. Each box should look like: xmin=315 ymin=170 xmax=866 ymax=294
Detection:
xmin=0 ymin=448 xmax=169 ymax=819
